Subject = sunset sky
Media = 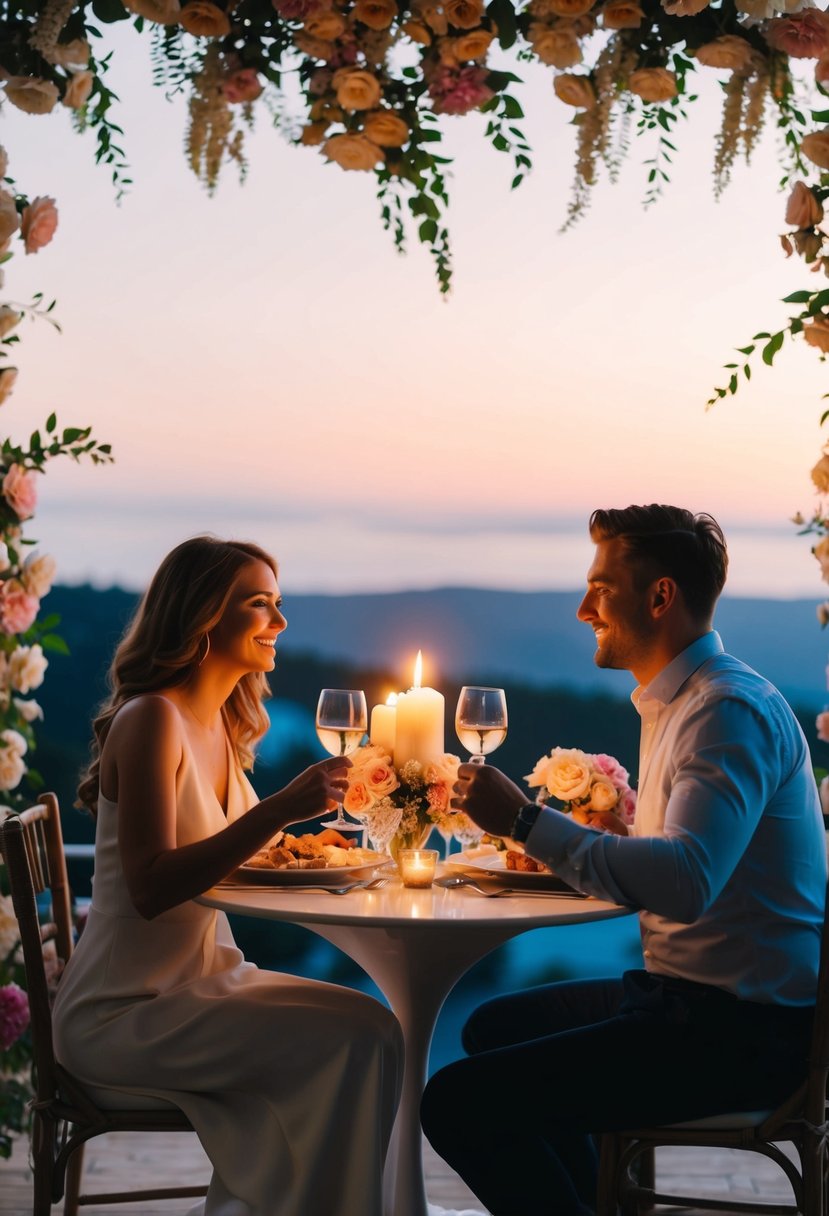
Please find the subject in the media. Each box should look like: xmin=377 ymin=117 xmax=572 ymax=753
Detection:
xmin=4 ymin=25 xmax=829 ymax=598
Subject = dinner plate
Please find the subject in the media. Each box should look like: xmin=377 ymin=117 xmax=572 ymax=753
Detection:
xmin=446 ymin=850 xmax=579 ymax=893
xmin=233 ymin=857 xmax=389 ymax=886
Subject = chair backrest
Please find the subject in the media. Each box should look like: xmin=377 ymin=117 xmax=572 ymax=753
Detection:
xmin=0 ymin=795 xmax=74 ymax=1117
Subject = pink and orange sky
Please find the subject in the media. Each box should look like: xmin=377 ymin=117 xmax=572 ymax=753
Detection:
xmin=4 ymin=27 xmax=829 ymax=596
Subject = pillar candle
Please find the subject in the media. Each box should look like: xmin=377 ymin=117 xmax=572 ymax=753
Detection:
xmin=370 ymin=693 xmax=398 ymax=759
xmin=394 ymin=652 xmax=445 ymax=769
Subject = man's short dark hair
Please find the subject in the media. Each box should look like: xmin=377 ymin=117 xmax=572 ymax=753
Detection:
xmin=588 ymin=504 xmax=728 ymax=620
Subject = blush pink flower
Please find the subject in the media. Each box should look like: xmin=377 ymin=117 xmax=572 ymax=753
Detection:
xmin=221 ymin=68 xmax=264 ymax=103
xmin=817 ymin=710 xmax=829 ymax=742
xmin=20 ymin=196 xmax=58 ymax=255
xmin=591 ymin=752 xmax=631 ymax=789
xmin=764 ymin=9 xmax=829 ymax=59
xmin=428 ymin=65 xmax=494 ymax=115
xmin=427 ymin=779 xmax=450 ymax=813
xmin=0 ymin=580 xmax=39 ymax=634
xmin=3 ymin=464 xmax=37 ymax=520
xmin=0 ymin=982 xmax=29 ymax=1050
xmin=617 ymin=787 xmax=637 ymax=826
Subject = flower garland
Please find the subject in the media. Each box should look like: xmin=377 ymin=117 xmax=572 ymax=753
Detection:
xmin=343 ymin=742 xmax=461 ymax=855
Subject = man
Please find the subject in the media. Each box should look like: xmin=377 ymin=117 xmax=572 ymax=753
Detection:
xmin=421 ymin=504 xmax=826 ymax=1216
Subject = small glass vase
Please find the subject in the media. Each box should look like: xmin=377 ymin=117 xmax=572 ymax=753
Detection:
xmin=389 ymin=823 xmax=433 ymax=864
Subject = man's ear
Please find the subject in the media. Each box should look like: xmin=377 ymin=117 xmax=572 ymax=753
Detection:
xmin=650 ymin=577 xmax=678 ymax=619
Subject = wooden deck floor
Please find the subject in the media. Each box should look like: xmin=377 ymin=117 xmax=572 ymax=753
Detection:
xmin=0 ymin=1128 xmax=800 ymax=1214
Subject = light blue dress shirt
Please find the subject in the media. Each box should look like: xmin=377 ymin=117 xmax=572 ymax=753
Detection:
xmin=526 ymin=632 xmax=827 ymax=1005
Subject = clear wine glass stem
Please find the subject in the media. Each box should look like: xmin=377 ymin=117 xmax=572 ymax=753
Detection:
xmin=469 ymin=754 xmax=486 ymax=766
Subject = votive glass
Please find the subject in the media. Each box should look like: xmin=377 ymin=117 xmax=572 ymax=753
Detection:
xmin=398 ymin=849 xmax=439 ymax=889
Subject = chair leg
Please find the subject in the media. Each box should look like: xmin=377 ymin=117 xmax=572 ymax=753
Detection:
xmin=597 ymin=1133 xmax=621 ymax=1216
xmin=30 ymin=1113 xmax=55 ymax=1216
xmin=63 ymin=1143 xmax=84 ymax=1216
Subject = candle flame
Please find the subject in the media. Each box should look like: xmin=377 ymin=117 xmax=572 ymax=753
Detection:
xmin=386 ymin=692 xmax=398 ymax=706
xmin=413 ymin=650 xmax=423 ymax=689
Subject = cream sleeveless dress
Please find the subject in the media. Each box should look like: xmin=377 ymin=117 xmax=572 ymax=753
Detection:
xmin=52 ymin=725 xmax=403 ymax=1216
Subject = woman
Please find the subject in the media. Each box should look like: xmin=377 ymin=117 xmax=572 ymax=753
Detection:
xmin=53 ymin=536 xmax=403 ymax=1216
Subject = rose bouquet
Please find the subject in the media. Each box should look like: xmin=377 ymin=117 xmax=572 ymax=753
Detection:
xmin=525 ymin=747 xmax=636 ymax=834
xmin=343 ymin=743 xmax=461 ymax=858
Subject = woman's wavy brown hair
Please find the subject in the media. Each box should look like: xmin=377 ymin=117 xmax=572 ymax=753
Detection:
xmin=76 ymin=536 xmax=277 ymax=814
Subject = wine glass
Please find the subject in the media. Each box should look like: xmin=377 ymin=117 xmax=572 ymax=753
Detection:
xmin=455 ymin=686 xmax=508 ymax=766
xmin=316 ymin=688 xmax=367 ymax=830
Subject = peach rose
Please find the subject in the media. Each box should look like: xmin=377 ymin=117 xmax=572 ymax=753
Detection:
xmin=352 ymin=0 xmax=398 ymax=28
xmin=627 ymin=67 xmax=678 ymax=102
xmin=765 ymin=10 xmax=829 ymax=59
xmin=62 ymin=70 xmax=94 ymax=110
xmin=309 ymin=98 xmax=344 ymax=121
xmin=543 ymin=747 xmax=593 ymax=801
xmin=801 ymin=129 xmax=829 ymax=171
xmin=694 ymin=35 xmax=755 ymax=73
xmin=0 ymin=582 xmax=39 ymax=635
xmin=600 ymin=0 xmax=643 ymax=28
xmin=452 ymin=28 xmax=495 ymax=59
xmin=51 ymin=39 xmax=91 ymax=69
xmin=444 ymin=0 xmax=486 ymax=28
xmin=819 ymin=600 xmax=829 ymax=627
xmin=812 ymin=451 xmax=829 ymax=492
xmin=803 ymin=313 xmax=829 ymax=354
xmin=299 ymin=121 xmax=330 ymax=145
xmin=324 ymin=132 xmax=384 ymax=168
xmin=122 ymin=0 xmax=181 ymax=23
xmin=13 ymin=698 xmax=42 ymax=723
xmin=402 ymin=18 xmax=433 ymax=42
xmin=333 ymin=67 xmax=382 ymax=110
xmin=0 ymin=192 xmax=18 ymax=246
xmin=179 ymin=1 xmax=232 ymax=36
xmin=305 ymin=10 xmax=348 ymax=37
xmin=22 ymin=553 xmax=56 ymax=599
xmin=817 ymin=711 xmax=829 ymax=742
xmin=412 ymin=0 xmax=448 ymax=33
xmin=362 ymin=109 xmax=410 ymax=146
xmin=785 ymin=180 xmax=824 ymax=229
xmin=20 ymin=197 xmax=58 ymax=255
xmin=3 ymin=76 xmax=59 ymax=115
xmin=3 ymin=465 xmax=37 ymax=520
xmin=9 ymin=644 xmax=48 ymax=694
xmin=589 ymin=776 xmax=619 ymax=812
xmin=553 ymin=72 xmax=596 ymax=108
xmin=529 ymin=23 xmax=582 ymax=68
xmin=0 ymin=369 xmax=17 ymax=406
xmin=343 ymin=780 xmax=374 ymax=814
xmin=295 ymin=30 xmax=338 ymax=58
xmin=0 ymin=731 xmax=26 ymax=791
xmin=661 ymin=0 xmax=709 ymax=13
xmin=363 ymin=759 xmax=399 ymax=797
xmin=814 ymin=535 xmax=829 ymax=579
xmin=545 ymin=0 xmax=594 ymax=13
xmin=0 ymin=309 xmax=19 ymax=341
xmin=222 ymin=68 xmax=263 ymax=103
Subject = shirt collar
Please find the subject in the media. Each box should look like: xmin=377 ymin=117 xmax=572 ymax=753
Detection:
xmin=631 ymin=631 xmax=723 ymax=711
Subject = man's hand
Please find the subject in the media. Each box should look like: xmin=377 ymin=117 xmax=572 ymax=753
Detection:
xmin=451 ymin=763 xmax=528 ymax=838
xmin=571 ymin=806 xmax=629 ymax=836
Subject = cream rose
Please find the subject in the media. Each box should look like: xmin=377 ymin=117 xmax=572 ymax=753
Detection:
xmin=305 ymin=10 xmax=348 ymax=37
xmin=786 ymin=180 xmax=824 ymax=228
xmin=589 ymin=776 xmax=620 ymax=812
xmin=0 ymin=543 xmax=10 ymax=574
xmin=22 ymin=553 xmax=56 ymax=599
xmin=0 ymin=730 xmax=26 ymax=792
xmin=352 ymin=0 xmax=398 ymax=28
xmin=0 ymin=368 xmax=16 ymax=406
xmin=444 ymin=0 xmax=486 ymax=28
xmin=801 ymin=129 xmax=829 ymax=171
xmin=343 ymin=780 xmax=374 ymax=814
xmin=9 ymin=644 xmax=48 ymax=694
xmin=0 ymin=308 xmax=21 ymax=341
xmin=601 ymin=0 xmax=643 ymax=28
xmin=333 ymin=67 xmax=383 ymax=110
xmin=122 ymin=0 xmax=182 ymax=23
xmin=0 ymin=893 xmax=19 ymax=960
xmin=323 ymin=132 xmax=384 ymax=169
xmin=21 ymin=197 xmax=58 ymax=255
xmin=627 ymin=67 xmax=678 ymax=102
xmin=424 ymin=753 xmax=461 ymax=785
xmin=0 ymin=147 xmax=8 ymax=180
xmin=363 ymin=759 xmax=399 ymax=797
xmin=13 ymin=697 xmax=42 ymax=723
xmin=553 ymin=72 xmax=596 ymax=108
xmin=0 ymin=192 xmax=19 ymax=247
xmin=804 ymin=313 xmax=829 ymax=353
xmin=3 ymin=77 xmax=59 ymax=115
xmin=62 ymin=70 xmax=94 ymax=110
xmin=812 ymin=451 xmax=829 ymax=492
xmin=452 ymin=28 xmax=495 ymax=59
xmin=693 ymin=35 xmax=755 ymax=72
xmin=529 ymin=24 xmax=582 ymax=68
xmin=362 ymin=109 xmax=410 ymax=146
xmin=543 ymin=748 xmax=593 ymax=801
xmin=179 ymin=1 xmax=232 ymax=36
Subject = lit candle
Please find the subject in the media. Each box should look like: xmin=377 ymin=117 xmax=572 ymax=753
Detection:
xmin=370 ymin=692 xmax=398 ymax=759
xmin=393 ymin=651 xmax=445 ymax=770
xmin=399 ymin=848 xmax=438 ymax=889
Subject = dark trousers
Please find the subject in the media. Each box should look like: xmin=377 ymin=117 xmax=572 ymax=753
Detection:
xmin=420 ymin=971 xmax=813 ymax=1216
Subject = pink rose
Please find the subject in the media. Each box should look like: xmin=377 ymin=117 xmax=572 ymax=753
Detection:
xmin=427 ymin=779 xmax=450 ymax=813
xmin=617 ymin=787 xmax=637 ymax=826
xmin=222 ymin=68 xmax=264 ymax=103
xmin=363 ymin=759 xmax=399 ymax=797
xmin=0 ymin=580 xmax=39 ymax=634
xmin=816 ymin=711 xmax=829 ymax=742
xmin=591 ymin=752 xmax=631 ymax=789
xmin=765 ymin=10 xmax=829 ymax=59
xmin=3 ymin=464 xmax=37 ymax=520
xmin=428 ymin=65 xmax=493 ymax=115
xmin=0 ymin=982 xmax=29 ymax=1050
xmin=20 ymin=197 xmax=58 ymax=255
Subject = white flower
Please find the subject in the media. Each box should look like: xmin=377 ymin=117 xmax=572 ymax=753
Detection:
xmin=8 ymin=644 xmax=48 ymax=694
xmin=0 ymin=729 xmax=26 ymax=791
xmin=22 ymin=552 xmax=56 ymax=599
xmin=0 ymin=893 xmax=19 ymax=961
xmin=13 ymin=697 xmax=42 ymax=723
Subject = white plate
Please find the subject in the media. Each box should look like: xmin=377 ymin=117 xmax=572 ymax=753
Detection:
xmin=446 ymin=850 xmax=579 ymax=893
xmin=234 ymin=856 xmax=389 ymax=886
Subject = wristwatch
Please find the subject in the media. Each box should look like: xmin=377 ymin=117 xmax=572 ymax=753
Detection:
xmin=510 ymin=803 xmax=542 ymax=846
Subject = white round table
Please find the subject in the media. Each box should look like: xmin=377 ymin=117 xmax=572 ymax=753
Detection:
xmin=199 ymin=877 xmax=630 ymax=1216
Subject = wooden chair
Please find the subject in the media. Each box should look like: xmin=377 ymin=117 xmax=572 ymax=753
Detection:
xmin=597 ymin=887 xmax=829 ymax=1216
xmin=1 ymin=795 xmax=209 ymax=1215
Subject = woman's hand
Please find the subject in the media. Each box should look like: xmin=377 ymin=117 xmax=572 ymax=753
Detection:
xmin=451 ymin=763 xmax=527 ymax=838
xmin=275 ymin=756 xmax=352 ymax=826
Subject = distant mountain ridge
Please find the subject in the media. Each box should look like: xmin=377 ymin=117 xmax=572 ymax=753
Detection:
xmin=48 ymin=584 xmax=828 ymax=710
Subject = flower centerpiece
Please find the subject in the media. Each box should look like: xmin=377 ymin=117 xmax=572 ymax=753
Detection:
xmin=344 ymin=743 xmax=461 ymax=859
xmin=525 ymin=747 xmax=637 ymax=833
xmin=0 ymin=892 xmax=31 ymax=1159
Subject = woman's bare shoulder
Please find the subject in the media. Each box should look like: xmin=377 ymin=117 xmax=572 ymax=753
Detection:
xmin=109 ymin=694 xmax=185 ymax=740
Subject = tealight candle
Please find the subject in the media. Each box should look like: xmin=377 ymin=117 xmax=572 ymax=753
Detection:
xmin=394 ymin=651 xmax=445 ymax=770
xmin=398 ymin=849 xmax=439 ymax=889
xmin=370 ymin=692 xmax=398 ymax=759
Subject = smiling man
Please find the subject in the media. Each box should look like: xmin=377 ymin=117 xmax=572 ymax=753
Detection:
xmin=421 ymin=504 xmax=827 ymax=1216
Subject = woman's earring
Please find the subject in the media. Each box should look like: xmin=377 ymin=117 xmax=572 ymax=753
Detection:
xmin=198 ymin=634 xmax=211 ymax=667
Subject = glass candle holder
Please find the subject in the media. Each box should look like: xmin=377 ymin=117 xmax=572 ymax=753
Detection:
xmin=398 ymin=849 xmax=438 ymax=889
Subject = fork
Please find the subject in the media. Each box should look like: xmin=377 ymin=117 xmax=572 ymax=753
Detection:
xmin=216 ymin=876 xmax=389 ymax=895
xmin=434 ymin=875 xmax=585 ymax=899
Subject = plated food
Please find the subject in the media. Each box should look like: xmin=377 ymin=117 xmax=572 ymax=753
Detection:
xmin=447 ymin=849 xmax=579 ymax=893
xmin=233 ymin=829 xmax=387 ymax=885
